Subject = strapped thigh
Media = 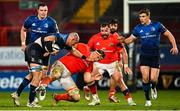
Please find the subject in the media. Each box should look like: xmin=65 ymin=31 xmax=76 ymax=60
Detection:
xmin=50 ymin=61 xmax=64 ymax=79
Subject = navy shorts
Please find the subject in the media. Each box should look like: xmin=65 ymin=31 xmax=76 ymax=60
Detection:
xmin=25 ymin=43 xmax=50 ymax=66
xmin=140 ymin=55 xmax=160 ymax=68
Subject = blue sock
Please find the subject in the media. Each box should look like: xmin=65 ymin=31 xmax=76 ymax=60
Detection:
xmin=17 ymin=78 xmax=31 ymax=96
xmin=142 ymin=82 xmax=150 ymax=100
xmin=29 ymin=85 xmax=37 ymax=103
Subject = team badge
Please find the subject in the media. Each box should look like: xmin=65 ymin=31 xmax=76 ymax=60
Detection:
xmin=109 ymin=43 xmax=114 ymax=46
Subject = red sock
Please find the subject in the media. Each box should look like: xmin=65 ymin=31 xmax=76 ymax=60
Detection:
xmin=84 ymin=86 xmax=90 ymax=92
xmin=55 ymin=93 xmax=72 ymax=101
xmin=88 ymin=84 xmax=97 ymax=94
xmin=125 ymin=92 xmax=132 ymax=100
xmin=109 ymin=89 xmax=116 ymax=97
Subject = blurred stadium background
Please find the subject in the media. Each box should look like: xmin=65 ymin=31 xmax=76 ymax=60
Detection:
xmin=0 ymin=0 xmax=180 ymax=110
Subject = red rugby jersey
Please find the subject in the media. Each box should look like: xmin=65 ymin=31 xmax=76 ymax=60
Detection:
xmin=60 ymin=43 xmax=93 ymax=74
xmin=88 ymin=33 xmax=120 ymax=64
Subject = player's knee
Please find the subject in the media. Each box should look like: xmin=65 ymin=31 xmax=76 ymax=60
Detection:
xmin=142 ymin=77 xmax=149 ymax=83
xmin=50 ymin=61 xmax=63 ymax=79
xmin=68 ymin=88 xmax=80 ymax=102
xmin=150 ymin=77 xmax=157 ymax=82
xmin=84 ymin=79 xmax=95 ymax=85
xmin=71 ymin=94 xmax=80 ymax=102
xmin=86 ymin=81 xmax=95 ymax=86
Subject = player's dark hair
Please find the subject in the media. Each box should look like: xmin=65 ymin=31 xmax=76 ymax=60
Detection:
xmin=100 ymin=22 xmax=109 ymax=28
xmin=96 ymin=50 xmax=105 ymax=58
xmin=38 ymin=3 xmax=47 ymax=9
xmin=138 ymin=8 xmax=150 ymax=16
xmin=109 ymin=19 xmax=119 ymax=25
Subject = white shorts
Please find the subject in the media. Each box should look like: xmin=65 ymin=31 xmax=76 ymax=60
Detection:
xmin=93 ymin=61 xmax=122 ymax=76
xmin=58 ymin=75 xmax=76 ymax=91
xmin=52 ymin=61 xmax=77 ymax=90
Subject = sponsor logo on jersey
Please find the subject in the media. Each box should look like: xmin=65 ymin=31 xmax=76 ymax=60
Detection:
xmin=37 ymin=27 xmax=41 ymax=31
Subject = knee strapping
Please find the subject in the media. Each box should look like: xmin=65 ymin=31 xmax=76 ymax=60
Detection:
xmin=50 ymin=61 xmax=64 ymax=79
xmin=68 ymin=88 xmax=80 ymax=102
xmin=86 ymin=81 xmax=95 ymax=86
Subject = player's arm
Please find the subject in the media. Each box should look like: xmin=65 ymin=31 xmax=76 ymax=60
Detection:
xmin=84 ymin=65 xmax=102 ymax=84
xmin=163 ymin=30 xmax=178 ymax=55
xmin=20 ymin=26 xmax=28 ymax=51
xmin=121 ymin=44 xmax=132 ymax=75
xmin=69 ymin=44 xmax=88 ymax=60
xmin=43 ymin=36 xmax=58 ymax=56
xmin=71 ymin=46 xmax=87 ymax=59
xmin=51 ymin=19 xmax=59 ymax=33
xmin=123 ymin=35 xmax=137 ymax=45
xmin=87 ymin=35 xmax=96 ymax=50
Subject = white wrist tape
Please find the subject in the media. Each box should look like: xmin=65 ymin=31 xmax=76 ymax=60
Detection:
xmin=124 ymin=64 xmax=128 ymax=68
xmin=21 ymin=42 xmax=25 ymax=45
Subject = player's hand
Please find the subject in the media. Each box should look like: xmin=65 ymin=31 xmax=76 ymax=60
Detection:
xmin=51 ymin=50 xmax=59 ymax=55
xmin=86 ymin=54 xmax=103 ymax=62
xmin=119 ymin=62 xmax=123 ymax=68
xmin=43 ymin=52 xmax=50 ymax=57
xmin=21 ymin=45 xmax=26 ymax=52
xmin=170 ymin=47 xmax=178 ymax=55
xmin=94 ymin=73 xmax=103 ymax=80
xmin=124 ymin=67 xmax=133 ymax=75
xmin=117 ymin=36 xmax=125 ymax=43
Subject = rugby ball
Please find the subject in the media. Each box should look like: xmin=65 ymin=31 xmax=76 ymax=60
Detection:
xmin=52 ymin=43 xmax=60 ymax=51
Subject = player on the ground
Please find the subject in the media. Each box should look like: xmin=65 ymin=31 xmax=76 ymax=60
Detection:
xmin=36 ymin=43 xmax=105 ymax=106
xmin=11 ymin=32 xmax=83 ymax=107
xmin=11 ymin=3 xmax=59 ymax=107
xmin=84 ymin=22 xmax=136 ymax=106
xmin=123 ymin=8 xmax=178 ymax=106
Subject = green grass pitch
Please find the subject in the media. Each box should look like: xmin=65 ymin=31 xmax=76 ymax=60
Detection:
xmin=0 ymin=90 xmax=179 ymax=110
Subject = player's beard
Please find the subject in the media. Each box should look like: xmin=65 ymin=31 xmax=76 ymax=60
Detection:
xmin=102 ymin=34 xmax=108 ymax=39
xmin=110 ymin=30 xmax=116 ymax=34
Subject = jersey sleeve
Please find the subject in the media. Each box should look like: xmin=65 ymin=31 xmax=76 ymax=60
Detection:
xmin=87 ymin=35 xmax=96 ymax=50
xmin=85 ymin=64 xmax=93 ymax=73
xmin=23 ymin=16 xmax=32 ymax=29
xmin=76 ymin=43 xmax=91 ymax=57
xmin=132 ymin=26 xmax=139 ymax=38
xmin=49 ymin=17 xmax=59 ymax=33
xmin=158 ymin=22 xmax=167 ymax=34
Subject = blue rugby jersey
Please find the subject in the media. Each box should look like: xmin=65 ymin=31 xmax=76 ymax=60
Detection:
xmin=23 ymin=15 xmax=59 ymax=43
xmin=132 ymin=21 xmax=167 ymax=56
xmin=53 ymin=33 xmax=69 ymax=49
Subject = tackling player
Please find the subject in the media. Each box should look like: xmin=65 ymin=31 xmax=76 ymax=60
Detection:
xmin=36 ymin=43 xmax=105 ymax=106
xmin=11 ymin=32 xmax=83 ymax=107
